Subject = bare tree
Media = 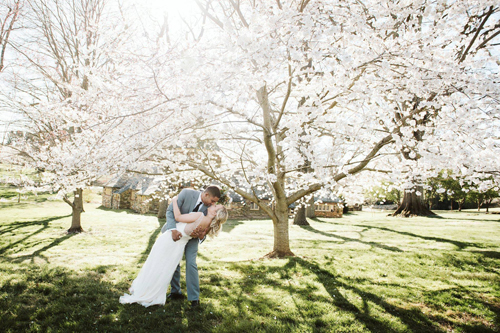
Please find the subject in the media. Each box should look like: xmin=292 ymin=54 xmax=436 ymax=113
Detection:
xmin=0 ymin=0 xmax=22 ymax=72
xmin=6 ymin=0 xmax=109 ymax=233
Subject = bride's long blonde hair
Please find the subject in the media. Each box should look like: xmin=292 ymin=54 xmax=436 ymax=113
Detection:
xmin=207 ymin=206 xmax=228 ymax=238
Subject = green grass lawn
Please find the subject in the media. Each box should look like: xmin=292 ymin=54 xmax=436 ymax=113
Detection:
xmin=0 ymin=195 xmax=499 ymax=332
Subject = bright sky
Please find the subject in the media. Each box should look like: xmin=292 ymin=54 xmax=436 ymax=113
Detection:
xmin=159 ymin=0 xmax=198 ymax=14
xmin=141 ymin=0 xmax=198 ymax=23
xmin=0 ymin=0 xmax=201 ymax=142
xmin=128 ymin=0 xmax=202 ymax=42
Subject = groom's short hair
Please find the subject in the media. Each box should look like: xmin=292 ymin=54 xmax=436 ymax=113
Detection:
xmin=204 ymin=185 xmax=221 ymax=198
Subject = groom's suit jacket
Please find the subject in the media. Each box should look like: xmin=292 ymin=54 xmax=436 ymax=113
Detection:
xmin=161 ymin=188 xmax=208 ymax=235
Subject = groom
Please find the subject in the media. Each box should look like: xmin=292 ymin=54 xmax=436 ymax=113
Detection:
xmin=161 ymin=185 xmax=221 ymax=308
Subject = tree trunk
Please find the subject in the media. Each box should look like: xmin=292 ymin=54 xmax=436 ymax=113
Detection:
xmin=293 ymin=206 xmax=309 ymax=226
xmin=264 ymin=208 xmax=294 ymax=258
xmin=392 ymin=190 xmax=436 ymax=217
xmin=66 ymin=188 xmax=84 ymax=233
xmin=450 ymin=199 xmax=454 ymax=211
xmin=306 ymin=197 xmax=316 ymax=218
xmin=458 ymin=199 xmax=464 ymax=212
xmin=485 ymin=199 xmax=492 ymax=213
xmin=477 ymin=200 xmax=482 ymax=212
xmin=157 ymin=199 xmax=168 ymax=219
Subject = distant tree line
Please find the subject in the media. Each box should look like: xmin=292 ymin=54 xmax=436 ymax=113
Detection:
xmin=366 ymin=171 xmax=499 ymax=212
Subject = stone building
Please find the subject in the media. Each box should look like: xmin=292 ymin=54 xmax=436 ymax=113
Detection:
xmin=313 ymin=196 xmax=344 ymax=218
xmin=226 ymin=192 xmax=274 ymax=219
xmin=102 ymin=174 xmax=162 ymax=214
xmin=226 ymin=191 xmax=343 ymax=219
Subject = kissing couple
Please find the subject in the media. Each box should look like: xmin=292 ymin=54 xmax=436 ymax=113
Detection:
xmin=120 ymin=185 xmax=228 ymax=308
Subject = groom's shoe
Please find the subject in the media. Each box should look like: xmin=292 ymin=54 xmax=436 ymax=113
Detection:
xmin=190 ymin=300 xmax=200 ymax=309
xmin=167 ymin=293 xmax=185 ymax=301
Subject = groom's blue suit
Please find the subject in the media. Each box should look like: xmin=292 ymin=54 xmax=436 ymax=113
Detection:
xmin=160 ymin=188 xmax=206 ymax=301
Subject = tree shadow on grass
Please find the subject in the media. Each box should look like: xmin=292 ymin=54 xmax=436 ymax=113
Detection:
xmin=427 ymin=215 xmax=500 ymax=223
xmin=199 ymin=262 xmax=309 ymax=330
xmin=0 ymin=202 xmax=33 ymax=209
xmin=438 ymin=251 xmax=500 ymax=276
xmin=298 ymin=224 xmax=404 ymax=252
xmin=290 ymin=257 xmax=499 ymax=333
xmin=471 ymin=251 xmax=500 ymax=260
xmin=0 ymin=263 xmax=221 ymax=332
xmin=420 ymin=285 xmax=500 ymax=332
xmin=200 ymin=258 xmax=439 ymax=332
xmin=1 ymin=257 xmax=497 ymax=332
xmin=0 ymin=215 xmax=71 ymax=235
xmin=211 ymin=256 xmax=498 ymax=332
xmin=317 ymin=220 xmax=487 ymax=251
xmin=6 ymin=232 xmax=77 ymax=264
xmin=0 ymin=215 xmax=72 ymax=256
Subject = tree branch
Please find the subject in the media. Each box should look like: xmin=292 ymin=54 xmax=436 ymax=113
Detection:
xmin=459 ymin=6 xmax=495 ymax=63
xmin=286 ymin=133 xmax=395 ymax=205
xmin=228 ymin=0 xmax=249 ymax=28
xmin=274 ymin=61 xmax=293 ymax=132
xmin=63 ymin=194 xmax=75 ymax=208
xmin=186 ymin=160 xmax=275 ymax=216
xmin=194 ymin=0 xmax=224 ymax=29
xmin=0 ymin=0 xmax=21 ymax=72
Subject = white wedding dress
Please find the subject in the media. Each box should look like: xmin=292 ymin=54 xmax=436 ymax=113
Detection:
xmin=119 ymin=215 xmax=203 ymax=307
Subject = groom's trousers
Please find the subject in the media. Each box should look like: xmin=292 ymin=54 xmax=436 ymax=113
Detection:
xmin=170 ymin=237 xmax=199 ymax=301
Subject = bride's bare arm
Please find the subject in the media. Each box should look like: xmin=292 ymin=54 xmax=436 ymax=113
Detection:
xmin=186 ymin=218 xmax=211 ymax=239
xmin=172 ymin=197 xmax=202 ymax=223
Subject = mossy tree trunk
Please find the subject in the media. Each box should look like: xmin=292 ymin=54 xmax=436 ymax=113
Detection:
xmin=293 ymin=197 xmax=315 ymax=225
xmin=306 ymin=197 xmax=316 ymax=218
xmin=392 ymin=189 xmax=435 ymax=217
xmin=293 ymin=206 xmax=309 ymax=226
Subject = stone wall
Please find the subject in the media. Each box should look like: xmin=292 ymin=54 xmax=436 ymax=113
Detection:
xmin=112 ymin=194 xmax=120 ymax=209
xmin=314 ymin=203 xmax=343 ymax=218
xmin=102 ymin=187 xmax=161 ymax=214
xmin=119 ymin=190 xmax=132 ymax=209
xmin=228 ymin=201 xmax=344 ymax=219
xmin=131 ymin=194 xmax=160 ymax=214
xmin=102 ymin=187 xmax=113 ymax=208
xmin=228 ymin=201 xmax=271 ymax=219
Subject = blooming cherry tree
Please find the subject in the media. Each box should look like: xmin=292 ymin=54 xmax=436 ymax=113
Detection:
xmin=0 ymin=0 xmax=166 ymax=231
xmin=2 ymin=0 xmax=499 ymax=256
xmin=143 ymin=0 xmax=500 ymax=256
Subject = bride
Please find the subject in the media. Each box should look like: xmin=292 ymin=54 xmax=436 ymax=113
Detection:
xmin=119 ymin=196 xmax=228 ymax=307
